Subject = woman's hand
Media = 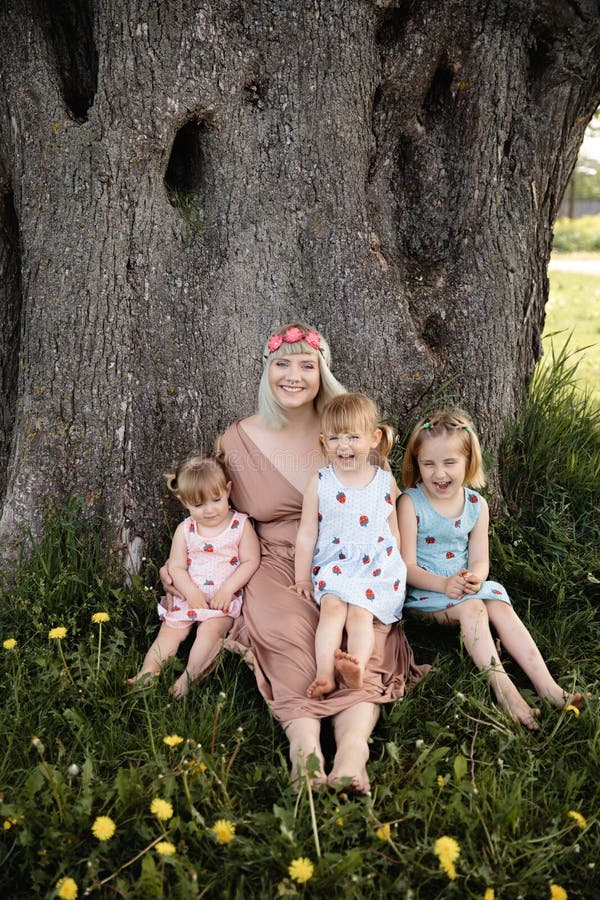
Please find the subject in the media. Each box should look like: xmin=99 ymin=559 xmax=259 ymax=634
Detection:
xmin=293 ymin=580 xmax=314 ymax=601
xmin=444 ymin=569 xmax=468 ymax=599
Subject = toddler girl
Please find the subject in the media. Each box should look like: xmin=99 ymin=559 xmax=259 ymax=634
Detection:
xmin=398 ymin=409 xmax=585 ymax=729
xmin=127 ymin=452 xmax=260 ymax=698
xmin=295 ymin=393 xmax=406 ymax=698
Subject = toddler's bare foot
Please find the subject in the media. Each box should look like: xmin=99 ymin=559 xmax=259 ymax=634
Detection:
xmin=334 ymin=649 xmax=364 ymax=690
xmin=125 ymin=671 xmax=157 ymax=690
xmin=170 ymin=671 xmax=193 ymax=700
xmin=498 ymin=687 xmax=540 ymax=731
xmin=306 ymin=677 xmax=335 ymax=699
xmin=543 ymin=690 xmax=590 ymax=709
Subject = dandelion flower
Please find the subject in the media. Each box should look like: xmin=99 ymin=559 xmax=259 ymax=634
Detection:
xmin=376 ymin=823 xmax=391 ymax=841
xmin=434 ymin=835 xmax=460 ymax=880
xmin=56 ymin=876 xmax=78 ymax=899
xmin=163 ymin=735 xmax=184 ymax=747
xmin=3 ymin=817 xmax=17 ymax=829
xmin=211 ymin=819 xmax=235 ymax=844
xmin=550 ymin=885 xmax=568 ymax=900
xmin=150 ymin=798 xmax=174 ymax=821
xmin=437 ymin=775 xmax=445 ymax=788
xmin=155 ymin=840 xmax=176 ymax=856
xmin=91 ymin=612 xmax=110 ymax=623
xmin=3 ymin=638 xmax=17 ymax=650
xmin=288 ymin=857 xmax=314 ymax=884
xmin=567 ymin=810 xmax=587 ymax=830
xmin=564 ymin=704 xmax=580 ymax=717
xmin=91 ymin=815 xmax=116 ymax=841
xmin=484 ymin=890 xmax=495 ymax=900
xmin=49 ymin=626 xmax=67 ymax=640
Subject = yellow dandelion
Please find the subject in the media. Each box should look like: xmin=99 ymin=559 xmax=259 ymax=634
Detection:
xmin=550 ymin=885 xmax=568 ymax=900
xmin=376 ymin=823 xmax=391 ymax=841
xmin=3 ymin=817 xmax=17 ymax=829
xmin=91 ymin=612 xmax=110 ymax=623
xmin=49 ymin=626 xmax=67 ymax=640
xmin=567 ymin=810 xmax=587 ymax=830
xmin=211 ymin=819 xmax=235 ymax=844
xmin=56 ymin=876 xmax=78 ymax=899
xmin=288 ymin=857 xmax=314 ymax=884
xmin=434 ymin=835 xmax=460 ymax=881
xmin=155 ymin=840 xmax=177 ymax=856
xmin=564 ymin=704 xmax=580 ymax=717
xmin=150 ymin=798 xmax=174 ymax=821
xmin=91 ymin=815 xmax=116 ymax=841
xmin=336 ymin=817 xmax=343 ymax=826
xmin=163 ymin=735 xmax=184 ymax=748
xmin=437 ymin=775 xmax=445 ymax=788
xmin=484 ymin=890 xmax=495 ymax=900
xmin=3 ymin=638 xmax=17 ymax=650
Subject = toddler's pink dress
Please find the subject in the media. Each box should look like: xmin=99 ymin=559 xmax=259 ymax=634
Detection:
xmin=158 ymin=511 xmax=248 ymax=630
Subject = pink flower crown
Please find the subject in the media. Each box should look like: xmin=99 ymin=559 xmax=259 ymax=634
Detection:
xmin=264 ymin=327 xmax=323 ymax=358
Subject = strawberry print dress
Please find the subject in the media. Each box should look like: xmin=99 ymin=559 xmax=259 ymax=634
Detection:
xmin=403 ymin=484 xmax=511 ymax=613
xmin=311 ymin=466 xmax=406 ymax=625
xmin=158 ymin=511 xmax=248 ymax=629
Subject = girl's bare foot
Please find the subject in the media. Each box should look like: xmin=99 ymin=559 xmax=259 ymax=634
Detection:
xmin=497 ymin=683 xmax=540 ymax=731
xmin=170 ymin=671 xmax=192 ymax=700
xmin=541 ymin=688 xmax=590 ymax=709
xmin=334 ymin=649 xmax=363 ymax=689
xmin=306 ymin=677 xmax=335 ymax=699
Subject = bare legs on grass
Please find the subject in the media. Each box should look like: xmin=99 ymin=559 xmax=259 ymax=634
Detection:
xmin=307 ymin=596 xmax=375 ymax=698
xmin=171 ymin=616 xmax=233 ymax=699
xmin=126 ymin=622 xmax=190 ymax=688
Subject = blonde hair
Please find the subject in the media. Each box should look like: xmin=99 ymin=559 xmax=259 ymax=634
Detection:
xmin=258 ymin=322 xmax=346 ymax=428
xmin=402 ymin=409 xmax=485 ymax=489
xmin=165 ymin=451 xmax=230 ymax=507
xmin=320 ymin=392 xmax=395 ymax=465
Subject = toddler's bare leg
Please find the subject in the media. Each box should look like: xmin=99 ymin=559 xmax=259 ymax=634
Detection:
xmin=307 ymin=594 xmax=347 ymax=699
xmin=486 ymin=601 xmax=586 ymax=708
xmin=126 ymin=623 xmax=189 ymax=686
xmin=431 ymin=600 xmax=540 ymax=730
xmin=171 ymin=616 xmax=232 ymax=699
xmin=334 ymin=606 xmax=375 ymax=689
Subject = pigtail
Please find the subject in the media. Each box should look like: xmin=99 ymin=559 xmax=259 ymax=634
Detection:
xmin=376 ymin=423 xmax=395 ymax=463
xmin=164 ymin=470 xmax=179 ymax=497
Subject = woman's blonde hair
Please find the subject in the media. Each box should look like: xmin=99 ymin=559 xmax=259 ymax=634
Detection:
xmin=258 ymin=321 xmax=346 ymax=428
xmin=320 ymin=392 xmax=395 ymax=465
xmin=401 ymin=409 xmax=485 ymax=489
xmin=165 ymin=451 xmax=230 ymax=507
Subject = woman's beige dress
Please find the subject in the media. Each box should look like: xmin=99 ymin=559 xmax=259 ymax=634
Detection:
xmin=222 ymin=422 xmax=427 ymax=722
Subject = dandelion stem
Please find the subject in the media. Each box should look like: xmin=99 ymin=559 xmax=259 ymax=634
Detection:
xmin=96 ymin=622 xmax=102 ymax=675
xmin=83 ymin=833 xmax=168 ymax=894
xmin=57 ymin=640 xmax=76 ymax=687
xmin=305 ymin=771 xmax=321 ymax=859
xmin=142 ymin=692 xmax=158 ymax=763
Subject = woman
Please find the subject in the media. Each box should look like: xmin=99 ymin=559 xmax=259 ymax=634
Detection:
xmin=164 ymin=323 xmax=427 ymax=793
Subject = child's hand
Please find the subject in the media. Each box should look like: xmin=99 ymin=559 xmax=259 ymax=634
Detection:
xmin=187 ymin=588 xmax=209 ymax=609
xmin=444 ymin=569 xmax=468 ymax=599
xmin=211 ymin=587 xmax=233 ymax=612
xmin=293 ymin=580 xmax=314 ymax=601
xmin=462 ymin=571 xmax=483 ymax=594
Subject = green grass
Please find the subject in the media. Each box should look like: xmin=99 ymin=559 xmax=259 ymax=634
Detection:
xmin=545 ymin=263 xmax=600 ymax=401
xmin=1 ymin=358 xmax=599 ymax=898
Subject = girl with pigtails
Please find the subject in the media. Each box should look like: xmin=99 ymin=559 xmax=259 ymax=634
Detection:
xmin=295 ymin=393 xmax=406 ymax=701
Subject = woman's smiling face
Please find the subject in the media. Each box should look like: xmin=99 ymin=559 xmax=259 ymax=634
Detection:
xmin=268 ymin=352 xmax=321 ymax=410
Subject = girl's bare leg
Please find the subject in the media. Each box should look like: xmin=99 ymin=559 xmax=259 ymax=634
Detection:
xmin=431 ymin=600 xmax=540 ymax=730
xmin=307 ymin=594 xmax=347 ymax=699
xmin=334 ymin=606 xmax=375 ymax=689
xmin=126 ymin=623 xmax=190 ymax=685
xmin=486 ymin=601 xmax=586 ymax=708
xmin=171 ymin=616 xmax=232 ymax=699
xmin=328 ymin=701 xmax=379 ymax=794
xmin=282 ymin=717 xmax=326 ymax=789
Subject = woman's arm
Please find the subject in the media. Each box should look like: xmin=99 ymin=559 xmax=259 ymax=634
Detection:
xmin=397 ymin=493 xmax=467 ymax=599
xmin=294 ymin=475 xmax=319 ymax=600
xmin=211 ymin=522 xmax=261 ymax=610
xmin=464 ymin=497 xmax=490 ymax=592
xmin=168 ymin=524 xmax=210 ymax=609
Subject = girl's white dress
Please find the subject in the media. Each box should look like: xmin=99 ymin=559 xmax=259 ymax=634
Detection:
xmin=158 ymin=511 xmax=248 ymax=629
xmin=311 ymin=466 xmax=406 ymax=625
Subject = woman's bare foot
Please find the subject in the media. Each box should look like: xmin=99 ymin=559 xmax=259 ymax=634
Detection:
xmin=327 ymin=769 xmax=371 ymax=796
xmin=306 ymin=677 xmax=335 ymax=699
xmin=125 ymin=671 xmax=158 ymax=690
xmin=334 ymin=649 xmax=364 ymax=689
xmin=170 ymin=671 xmax=193 ymax=700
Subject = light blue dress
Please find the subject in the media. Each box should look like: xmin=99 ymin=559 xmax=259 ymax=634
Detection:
xmin=311 ymin=465 xmax=406 ymax=625
xmin=403 ymin=484 xmax=511 ymax=613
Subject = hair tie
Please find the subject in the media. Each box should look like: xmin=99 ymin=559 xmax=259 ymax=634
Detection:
xmin=464 ymin=425 xmax=470 ymax=432
xmin=422 ymin=422 xmax=431 ymax=430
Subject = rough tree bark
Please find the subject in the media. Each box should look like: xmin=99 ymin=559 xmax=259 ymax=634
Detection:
xmin=0 ymin=0 xmax=599 ymax=561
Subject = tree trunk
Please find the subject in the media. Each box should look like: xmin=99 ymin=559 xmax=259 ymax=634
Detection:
xmin=1 ymin=0 xmax=599 ymax=558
